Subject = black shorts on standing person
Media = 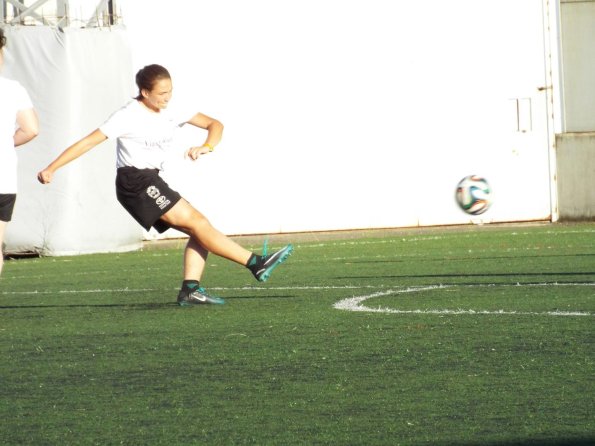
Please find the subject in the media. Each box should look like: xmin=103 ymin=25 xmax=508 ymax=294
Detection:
xmin=0 ymin=194 xmax=16 ymax=222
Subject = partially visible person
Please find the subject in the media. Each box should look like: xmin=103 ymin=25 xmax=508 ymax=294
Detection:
xmin=0 ymin=28 xmax=40 ymax=277
xmin=37 ymin=64 xmax=292 ymax=305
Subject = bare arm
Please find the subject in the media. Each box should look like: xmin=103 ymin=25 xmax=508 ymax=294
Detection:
xmin=37 ymin=129 xmax=108 ymax=184
xmin=14 ymin=108 xmax=39 ymax=147
xmin=185 ymin=113 xmax=224 ymax=160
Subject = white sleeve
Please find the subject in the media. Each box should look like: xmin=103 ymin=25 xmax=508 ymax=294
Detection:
xmin=14 ymin=82 xmax=33 ymax=111
xmin=99 ymin=106 xmax=127 ymax=139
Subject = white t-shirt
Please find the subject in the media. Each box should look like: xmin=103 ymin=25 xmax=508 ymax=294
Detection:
xmin=0 ymin=77 xmax=34 ymax=193
xmin=99 ymin=100 xmax=195 ymax=170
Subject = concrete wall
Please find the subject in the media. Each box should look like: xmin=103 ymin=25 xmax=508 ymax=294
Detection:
xmin=560 ymin=0 xmax=595 ymax=132
xmin=557 ymin=0 xmax=595 ymax=220
xmin=556 ymin=133 xmax=595 ymax=220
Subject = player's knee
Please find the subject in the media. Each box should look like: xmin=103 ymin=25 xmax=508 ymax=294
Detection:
xmin=175 ymin=208 xmax=210 ymax=232
xmin=190 ymin=212 xmax=211 ymax=231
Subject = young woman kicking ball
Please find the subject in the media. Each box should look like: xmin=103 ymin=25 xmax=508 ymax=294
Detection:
xmin=37 ymin=64 xmax=292 ymax=305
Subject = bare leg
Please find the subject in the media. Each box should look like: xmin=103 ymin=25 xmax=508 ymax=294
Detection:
xmin=160 ymin=199 xmax=252 ymax=266
xmin=184 ymin=236 xmax=208 ymax=281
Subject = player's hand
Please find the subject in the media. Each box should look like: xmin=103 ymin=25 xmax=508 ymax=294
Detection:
xmin=186 ymin=145 xmax=212 ymax=161
xmin=37 ymin=169 xmax=53 ymax=184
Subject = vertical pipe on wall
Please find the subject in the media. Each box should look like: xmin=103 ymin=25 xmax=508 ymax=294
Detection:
xmin=541 ymin=0 xmax=563 ymax=222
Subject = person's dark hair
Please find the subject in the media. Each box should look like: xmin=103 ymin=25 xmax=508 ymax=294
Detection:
xmin=135 ymin=64 xmax=171 ymax=100
xmin=0 ymin=28 xmax=6 ymax=51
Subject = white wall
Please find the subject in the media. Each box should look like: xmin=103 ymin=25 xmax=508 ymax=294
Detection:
xmin=119 ymin=0 xmax=555 ymax=237
xmin=4 ymin=1 xmax=561 ymax=255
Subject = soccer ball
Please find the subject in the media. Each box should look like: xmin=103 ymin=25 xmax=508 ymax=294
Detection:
xmin=455 ymin=175 xmax=492 ymax=215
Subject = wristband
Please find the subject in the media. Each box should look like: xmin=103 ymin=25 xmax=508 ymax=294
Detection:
xmin=204 ymin=143 xmax=214 ymax=152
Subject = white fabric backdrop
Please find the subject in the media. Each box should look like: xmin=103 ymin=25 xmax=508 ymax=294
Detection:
xmin=4 ymin=26 xmax=142 ymax=255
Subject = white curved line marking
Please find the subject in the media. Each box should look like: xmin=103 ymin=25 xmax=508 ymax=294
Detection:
xmin=333 ymin=283 xmax=594 ymax=317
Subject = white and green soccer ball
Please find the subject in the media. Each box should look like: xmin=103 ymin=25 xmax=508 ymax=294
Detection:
xmin=455 ymin=175 xmax=492 ymax=215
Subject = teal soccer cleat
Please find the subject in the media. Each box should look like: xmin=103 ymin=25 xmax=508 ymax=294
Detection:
xmin=177 ymin=286 xmax=225 ymax=306
xmin=252 ymin=241 xmax=294 ymax=282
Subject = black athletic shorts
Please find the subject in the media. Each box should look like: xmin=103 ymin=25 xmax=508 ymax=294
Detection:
xmin=0 ymin=194 xmax=17 ymax=222
xmin=115 ymin=167 xmax=182 ymax=233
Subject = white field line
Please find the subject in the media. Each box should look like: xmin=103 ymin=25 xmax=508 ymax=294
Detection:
xmin=3 ymin=283 xmax=593 ymax=317
xmin=1 ymin=288 xmax=162 ymax=295
xmin=333 ymin=283 xmax=595 ymax=317
xmin=0 ymin=285 xmax=380 ymax=296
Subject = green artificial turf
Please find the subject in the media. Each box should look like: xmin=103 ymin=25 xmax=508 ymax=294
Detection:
xmin=1 ymin=223 xmax=593 ymax=445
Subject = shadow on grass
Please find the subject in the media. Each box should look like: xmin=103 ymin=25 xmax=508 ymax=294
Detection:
xmin=0 ymin=302 xmax=178 ymax=310
xmin=448 ymin=438 xmax=595 ymax=446
xmin=349 ymin=253 xmax=595 ymax=264
xmin=0 ymin=294 xmax=297 ymax=310
xmin=338 ymin=272 xmax=595 ymax=280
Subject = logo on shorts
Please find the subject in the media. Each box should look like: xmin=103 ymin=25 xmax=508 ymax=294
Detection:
xmin=146 ymin=186 xmax=160 ymax=199
xmin=147 ymin=185 xmax=171 ymax=209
